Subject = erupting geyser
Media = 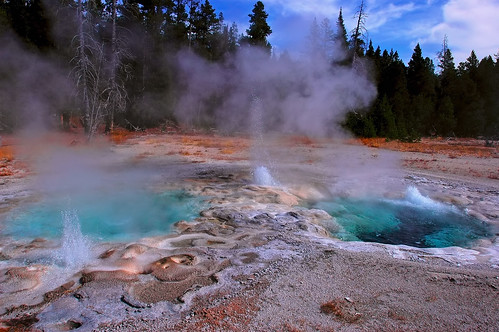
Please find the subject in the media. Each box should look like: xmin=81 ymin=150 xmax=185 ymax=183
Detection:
xmin=2 ymin=190 xmax=206 ymax=244
xmin=250 ymin=95 xmax=280 ymax=187
xmin=54 ymin=209 xmax=92 ymax=268
xmin=253 ymin=165 xmax=279 ymax=186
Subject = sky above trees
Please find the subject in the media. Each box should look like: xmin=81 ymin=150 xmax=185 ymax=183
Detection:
xmin=213 ymin=0 xmax=499 ymax=64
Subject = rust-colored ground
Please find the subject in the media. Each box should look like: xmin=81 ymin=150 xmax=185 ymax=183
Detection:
xmin=2 ymin=130 xmax=498 ymax=181
xmin=358 ymin=137 xmax=498 ymax=158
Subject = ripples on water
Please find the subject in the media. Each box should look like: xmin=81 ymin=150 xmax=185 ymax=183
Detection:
xmin=313 ymin=186 xmax=491 ymax=248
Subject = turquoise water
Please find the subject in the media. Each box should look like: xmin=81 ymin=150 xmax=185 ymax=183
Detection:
xmin=2 ymin=190 xmax=205 ymax=242
xmin=313 ymin=187 xmax=491 ymax=248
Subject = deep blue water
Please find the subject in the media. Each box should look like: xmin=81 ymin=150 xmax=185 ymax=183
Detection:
xmin=2 ymin=189 xmax=204 ymax=242
xmin=312 ymin=187 xmax=491 ymax=248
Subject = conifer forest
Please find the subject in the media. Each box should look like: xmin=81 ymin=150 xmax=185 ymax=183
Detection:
xmin=0 ymin=0 xmax=498 ymax=140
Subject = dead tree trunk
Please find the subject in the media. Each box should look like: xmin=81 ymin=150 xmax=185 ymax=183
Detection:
xmin=352 ymin=0 xmax=366 ymax=64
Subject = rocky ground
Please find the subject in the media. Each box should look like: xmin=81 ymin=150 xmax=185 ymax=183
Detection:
xmin=0 ymin=132 xmax=498 ymax=331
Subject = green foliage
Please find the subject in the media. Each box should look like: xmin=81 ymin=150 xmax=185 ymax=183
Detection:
xmin=374 ymin=96 xmax=398 ymax=139
xmin=244 ymin=1 xmax=272 ymax=53
xmin=334 ymin=7 xmax=348 ymax=56
xmin=436 ymin=96 xmax=456 ymax=136
xmin=0 ymin=0 xmax=497 ymax=138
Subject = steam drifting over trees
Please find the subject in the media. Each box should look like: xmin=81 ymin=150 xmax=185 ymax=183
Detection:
xmin=0 ymin=1 xmax=498 ymax=139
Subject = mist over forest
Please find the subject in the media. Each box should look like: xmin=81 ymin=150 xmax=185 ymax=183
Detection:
xmin=0 ymin=0 xmax=498 ymax=140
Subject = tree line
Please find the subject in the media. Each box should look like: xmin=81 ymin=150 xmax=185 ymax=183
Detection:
xmin=0 ymin=0 xmax=497 ymax=140
xmin=347 ymin=40 xmax=499 ymax=141
xmin=0 ymin=0 xmax=272 ymax=138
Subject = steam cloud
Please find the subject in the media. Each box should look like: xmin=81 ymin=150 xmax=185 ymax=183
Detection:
xmin=0 ymin=33 xmax=72 ymax=133
xmin=174 ymin=47 xmax=377 ymax=137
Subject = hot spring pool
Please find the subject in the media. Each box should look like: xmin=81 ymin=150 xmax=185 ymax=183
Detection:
xmin=1 ymin=189 xmax=205 ymax=242
xmin=312 ymin=187 xmax=491 ymax=248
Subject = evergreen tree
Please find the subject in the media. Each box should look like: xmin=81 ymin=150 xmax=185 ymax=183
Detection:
xmin=319 ymin=18 xmax=334 ymax=60
xmin=454 ymin=50 xmax=485 ymax=136
xmin=333 ymin=7 xmax=349 ymax=64
xmin=367 ymin=47 xmax=409 ymax=139
xmin=407 ymin=43 xmax=436 ymax=136
xmin=226 ymin=22 xmax=239 ymax=54
xmin=464 ymin=50 xmax=479 ymax=74
xmin=190 ymin=0 xmax=219 ymax=59
xmin=365 ymin=40 xmax=375 ymax=58
xmin=27 ymin=0 xmax=53 ymax=51
xmin=436 ymin=38 xmax=457 ymax=136
xmin=0 ymin=2 xmax=8 ymax=35
xmin=436 ymin=96 xmax=456 ymax=136
xmin=335 ymin=7 xmax=348 ymax=46
xmin=244 ymin=1 xmax=272 ymax=54
xmin=308 ymin=17 xmax=321 ymax=56
xmin=307 ymin=17 xmax=333 ymax=61
xmin=165 ymin=0 xmax=189 ymax=49
xmin=477 ymin=56 xmax=499 ymax=138
xmin=438 ymin=48 xmax=457 ymax=94
xmin=372 ymin=95 xmax=397 ymax=139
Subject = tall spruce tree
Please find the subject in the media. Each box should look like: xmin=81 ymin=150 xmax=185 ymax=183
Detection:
xmin=333 ymin=7 xmax=349 ymax=64
xmin=165 ymin=0 xmax=189 ymax=49
xmin=477 ymin=56 xmax=499 ymax=138
xmin=244 ymin=1 xmax=272 ymax=54
xmin=454 ymin=51 xmax=485 ymax=136
xmin=308 ymin=17 xmax=333 ymax=61
xmin=436 ymin=39 xmax=457 ymax=136
xmin=190 ymin=0 xmax=219 ymax=59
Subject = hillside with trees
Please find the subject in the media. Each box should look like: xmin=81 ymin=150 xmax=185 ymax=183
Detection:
xmin=0 ymin=0 xmax=497 ymax=140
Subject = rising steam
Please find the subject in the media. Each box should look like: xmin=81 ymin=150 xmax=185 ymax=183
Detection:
xmin=0 ymin=34 xmax=72 ymax=133
xmin=174 ymin=46 xmax=376 ymax=137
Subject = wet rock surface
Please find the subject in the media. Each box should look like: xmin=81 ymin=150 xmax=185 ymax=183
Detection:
xmin=0 ymin=138 xmax=497 ymax=331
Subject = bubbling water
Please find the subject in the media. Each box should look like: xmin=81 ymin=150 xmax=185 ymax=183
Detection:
xmin=54 ymin=210 xmax=92 ymax=268
xmin=2 ymin=190 xmax=205 ymax=242
xmin=253 ymin=165 xmax=279 ymax=186
xmin=401 ymin=186 xmax=454 ymax=212
xmin=250 ymin=96 xmax=280 ymax=187
xmin=312 ymin=187 xmax=491 ymax=248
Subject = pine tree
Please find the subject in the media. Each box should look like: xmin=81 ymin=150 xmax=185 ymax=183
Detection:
xmin=454 ymin=50 xmax=485 ymax=136
xmin=372 ymin=95 xmax=397 ymax=139
xmin=308 ymin=17 xmax=321 ymax=56
xmin=435 ymin=37 xmax=457 ymax=136
xmin=407 ymin=43 xmax=436 ymax=136
xmin=477 ymin=56 xmax=499 ymax=138
xmin=190 ymin=0 xmax=219 ymax=59
xmin=436 ymin=96 xmax=456 ymax=136
xmin=438 ymin=48 xmax=456 ymax=93
xmin=333 ymin=7 xmax=349 ymax=64
xmin=165 ymin=0 xmax=189 ymax=49
xmin=307 ymin=17 xmax=333 ymax=61
xmin=244 ymin=1 xmax=272 ymax=54
xmin=319 ymin=18 xmax=334 ymax=60
xmin=365 ymin=40 xmax=375 ymax=58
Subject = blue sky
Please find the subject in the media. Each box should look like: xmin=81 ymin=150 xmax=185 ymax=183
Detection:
xmin=211 ymin=0 xmax=499 ymax=65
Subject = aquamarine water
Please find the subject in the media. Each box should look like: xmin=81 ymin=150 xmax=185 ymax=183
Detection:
xmin=2 ymin=190 xmax=205 ymax=242
xmin=312 ymin=187 xmax=491 ymax=248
